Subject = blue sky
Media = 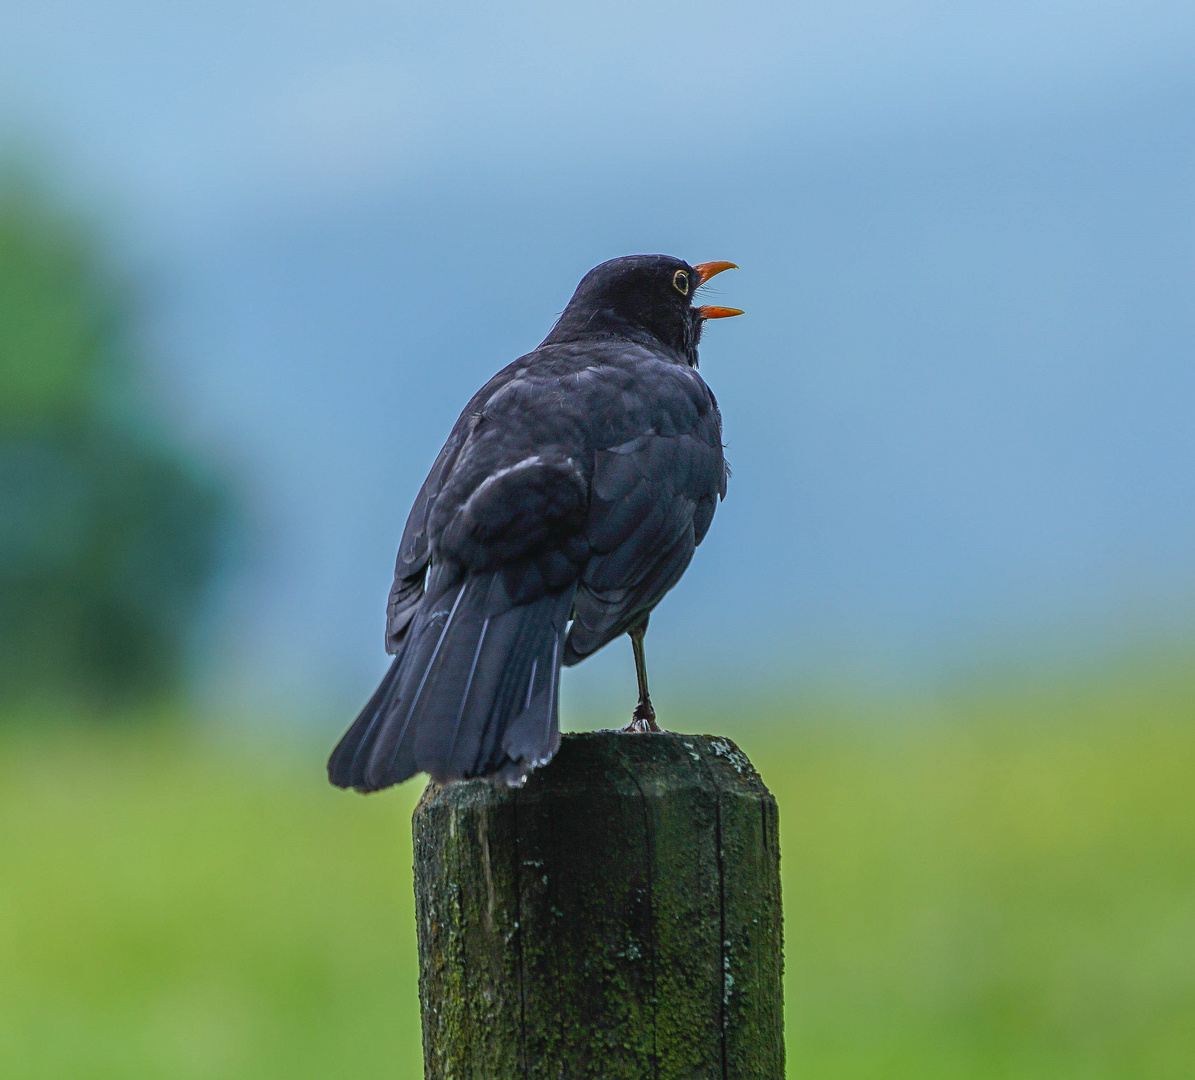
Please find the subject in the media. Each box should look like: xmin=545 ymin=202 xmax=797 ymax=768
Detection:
xmin=3 ymin=3 xmax=1194 ymax=719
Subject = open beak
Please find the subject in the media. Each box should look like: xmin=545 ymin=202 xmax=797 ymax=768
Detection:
xmin=692 ymin=261 xmax=744 ymax=319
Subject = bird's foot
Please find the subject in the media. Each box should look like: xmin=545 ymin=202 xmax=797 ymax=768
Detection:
xmin=621 ymin=700 xmax=662 ymax=734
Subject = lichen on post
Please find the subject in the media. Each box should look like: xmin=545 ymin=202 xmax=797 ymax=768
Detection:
xmin=412 ymin=731 xmax=783 ymax=1079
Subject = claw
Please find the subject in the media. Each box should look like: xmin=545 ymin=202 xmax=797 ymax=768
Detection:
xmin=621 ymin=699 xmax=662 ymax=734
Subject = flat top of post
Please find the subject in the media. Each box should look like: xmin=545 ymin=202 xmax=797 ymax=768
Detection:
xmin=418 ymin=731 xmax=774 ymax=812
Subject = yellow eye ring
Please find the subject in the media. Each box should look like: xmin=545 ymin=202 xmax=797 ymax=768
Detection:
xmin=672 ymin=270 xmax=690 ymax=296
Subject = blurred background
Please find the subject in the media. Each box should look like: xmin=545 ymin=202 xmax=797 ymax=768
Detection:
xmin=1 ymin=2 xmax=1192 ymax=1077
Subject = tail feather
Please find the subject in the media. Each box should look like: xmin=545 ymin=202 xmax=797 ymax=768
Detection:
xmin=328 ymin=567 xmax=575 ymax=792
xmin=363 ymin=574 xmax=473 ymax=786
xmin=420 ymin=591 xmax=566 ymax=785
xmin=326 ymin=645 xmax=407 ymax=789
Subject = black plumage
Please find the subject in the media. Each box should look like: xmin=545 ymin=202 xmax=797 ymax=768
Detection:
xmin=327 ymin=254 xmax=740 ymax=791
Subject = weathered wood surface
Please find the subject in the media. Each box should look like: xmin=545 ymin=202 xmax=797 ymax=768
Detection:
xmin=412 ymin=730 xmax=784 ymax=1079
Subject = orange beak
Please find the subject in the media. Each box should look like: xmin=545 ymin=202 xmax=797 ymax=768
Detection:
xmin=692 ymin=261 xmax=743 ymax=319
xmin=692 ymin=260 xmax=738 ymax=285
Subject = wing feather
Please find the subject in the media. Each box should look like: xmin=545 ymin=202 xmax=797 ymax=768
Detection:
xmin=564 ymin=427 xmax=721 ymax=664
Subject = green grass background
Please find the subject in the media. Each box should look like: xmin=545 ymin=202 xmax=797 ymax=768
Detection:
xmin=1 ymin=665 xmax=1193 ymax=1078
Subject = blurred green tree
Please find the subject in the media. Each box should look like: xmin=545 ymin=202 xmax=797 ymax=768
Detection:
xmin=0 ymin=171 xmax=231 ymax=708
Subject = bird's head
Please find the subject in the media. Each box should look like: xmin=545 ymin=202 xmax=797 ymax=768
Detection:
xmin=543 ymin=254 xmax=742 ymax=365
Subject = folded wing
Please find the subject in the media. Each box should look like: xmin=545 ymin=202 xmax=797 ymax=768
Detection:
xmin=565 ymin=431 xmax=724 ymax=665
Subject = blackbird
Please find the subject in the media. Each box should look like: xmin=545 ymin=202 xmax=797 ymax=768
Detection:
xmin=328 ymin=255 xmax=741 ymax=791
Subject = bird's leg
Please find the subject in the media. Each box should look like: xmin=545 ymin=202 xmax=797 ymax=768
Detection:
xmin=622 ymin=620 xmax=662 ymax=733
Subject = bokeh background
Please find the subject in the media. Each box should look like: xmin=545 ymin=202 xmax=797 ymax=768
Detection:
xmin=1 ymin=2 xmax=1193 ymax=1077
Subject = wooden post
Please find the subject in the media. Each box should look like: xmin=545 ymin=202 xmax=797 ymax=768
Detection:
xmin=412 ymin=731 xmax=784 ymax=1079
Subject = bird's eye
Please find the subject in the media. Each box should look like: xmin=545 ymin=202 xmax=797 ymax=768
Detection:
xmin=672 ymin=270 xmax=690 ymax=296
